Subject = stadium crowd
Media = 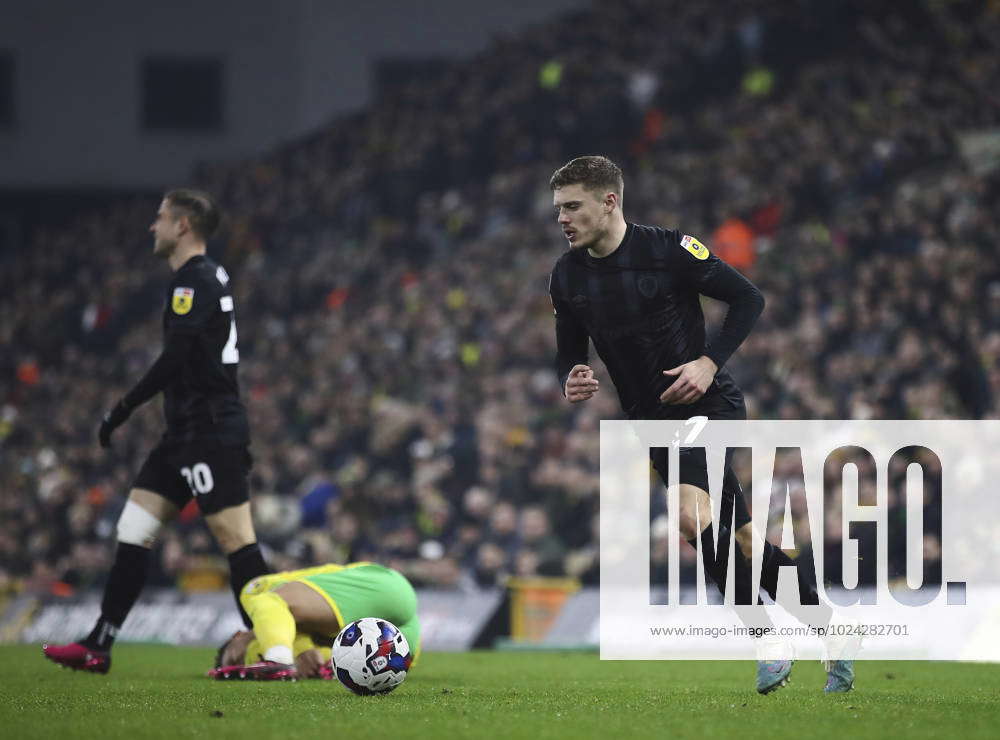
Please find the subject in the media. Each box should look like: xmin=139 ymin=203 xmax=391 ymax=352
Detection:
xmin=2 ymin=0 xmax=999 ymax=599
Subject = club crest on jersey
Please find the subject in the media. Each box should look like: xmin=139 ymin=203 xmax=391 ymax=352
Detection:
xmin=172 ymin=287 xmax=194 ymax=315
xmin=242 ymin=577 xmax=265 ymax=596
xmin=638 ymin=275 xmax=659 ymax=298
xmin=680 ymin=234 xmax=709 ymax=260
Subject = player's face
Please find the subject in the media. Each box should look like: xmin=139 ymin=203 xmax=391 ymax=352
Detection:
xmin=150 ymin=200 xmax=182 ymax=257
xmin=553 ymin=184 xmax=612 ymax=250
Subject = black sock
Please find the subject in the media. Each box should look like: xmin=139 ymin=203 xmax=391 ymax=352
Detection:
xmin=760 ymin=542 xmax=832 ymax=626
xmin=731 ymin=539 xmax=763 ymax=606
xmin=688 ymin=524 xmax=756 ymax=603
xmin=228 ymin=542 xmax=269 ymax=628
xmin=83 ymin=542 xmax=151 ymax=651
xmin=689 ymin=526 xmax=773 ymax=632
xmin=83 ymin=617 xmax=119 ymax=652
xmin=759 ymin=542 xmax=814 ymax=603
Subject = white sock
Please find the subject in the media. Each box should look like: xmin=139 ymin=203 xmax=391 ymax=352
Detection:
xmin=263 ymin=646 xmax=294 ymax=665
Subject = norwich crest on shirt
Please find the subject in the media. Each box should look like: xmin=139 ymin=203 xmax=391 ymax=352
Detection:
xmin=680 ymin=234 xmax=709 ymax=260
xmin=172 ymin=287 xmax=194 ymax=315
xmin=241 ymin=576 xmax=266 ymax=596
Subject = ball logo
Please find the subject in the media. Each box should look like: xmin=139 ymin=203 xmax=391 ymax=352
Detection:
xmin=339 ymin=624 xmax=362 ymax=646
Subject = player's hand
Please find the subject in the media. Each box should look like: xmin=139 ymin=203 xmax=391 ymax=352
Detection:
xmin=660 ymin=356 xmax=718 ymax=405
xmin=294 ymin=648 xmax=327 ymax=679
xmin=98 ymin=400 xmax=132 ymax=448
xmin=565 ymin=364 xmax=599 ymax=403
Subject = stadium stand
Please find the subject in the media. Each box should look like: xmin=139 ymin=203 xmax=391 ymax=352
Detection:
xmin=2 ymin=0 xmax=998 ymax=600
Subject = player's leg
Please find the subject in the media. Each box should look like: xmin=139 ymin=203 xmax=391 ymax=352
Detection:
xmin=211 ymin=581 xmax=335 ymax=679
xmin=728 ymin=455 xmax=855 ymax=691
xmin=735 ymin=517 xmax=831 ymax=621
xmin=677 ymin=482 xmax=741 ymax=590
xmin=729 ymin=463 xmax=831 ymax=624
xmin=89 ymin=488 xmax=180 ymax=645
xmin=676 ymin=480 xmax=779 ymax=621
xmin=209 ymin=633 xmax=297 ymax=680
xmin=716 ymin=455 xmax=799 ymax=693
xmin=693 ymin=400 xmax=829 ymax=621
xmin=396 ymin=616 xmax=421 ymax=665
xmin=247 ymin=581 xmax=337 ymax=661
xmin=209 ymin=606 xmax=321 ymax=678
xmin=239 ymin=585 xmax=297 ymax=666
xmin=204 ymin=502 xmax=268 ymax=626
xmin=656 ymin=443 xmax=793 ymax=694
xmin=42 ymin=468 xmax=184 ymax=672
xmin=675 ymin=481 xmax=791 ymax=693
xmin=194 ymin=445 xmax=269 ymax=627
xmin=231 ymin=615 xmax=335 ymax=679
xmin=654 ymin=445 xmax=757 ymax=605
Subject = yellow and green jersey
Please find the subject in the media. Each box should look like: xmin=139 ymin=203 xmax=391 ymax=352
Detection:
xmin=240 ymin=562 xmax=420 ymax=663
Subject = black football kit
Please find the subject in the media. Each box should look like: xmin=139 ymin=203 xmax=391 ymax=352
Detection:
xmin=129 ymin=254 xmax=251 ymax=515
xmin=549 ymin=223 xmax=764 ymax=527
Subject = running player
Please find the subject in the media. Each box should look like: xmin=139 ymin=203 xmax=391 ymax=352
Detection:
xmin=548 ymin=156 xmax=855 ymax=693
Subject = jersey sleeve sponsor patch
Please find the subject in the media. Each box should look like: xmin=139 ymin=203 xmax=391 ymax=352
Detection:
xmin=241 ymin=576 xmax=267 ymax=597
xmin=171 ymin=287 xmax=195 ymax=315
xmin=680 ymin=234 xmax=710 ymax=260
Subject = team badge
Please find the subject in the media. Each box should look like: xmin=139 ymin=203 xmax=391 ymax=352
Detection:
xmin=638 ymin=275 xmax=659 ymax=298
xmin=242 ymin=577 xmax=266 ymax=596
xmin=172 ymin=287 xmax=194 ymax=315
xmin=680 ymin=234 xmax=709 ymax=260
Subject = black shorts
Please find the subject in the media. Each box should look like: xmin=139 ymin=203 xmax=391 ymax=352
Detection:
xmin=648 ymin=392 xmax=751 ymax=531
xmin=133 ymin=440 xmax=252 ymax=516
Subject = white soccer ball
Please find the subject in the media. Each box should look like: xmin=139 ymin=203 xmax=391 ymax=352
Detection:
xmin=330 ymin=618 xmax=413 ymax=695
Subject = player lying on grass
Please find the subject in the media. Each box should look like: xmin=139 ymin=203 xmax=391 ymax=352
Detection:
xmin=209 ymin=561 xmax=420 ymax=680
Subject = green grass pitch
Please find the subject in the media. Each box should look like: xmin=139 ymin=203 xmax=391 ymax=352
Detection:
xmin=2 ymin=645 xmax=998 ymax=739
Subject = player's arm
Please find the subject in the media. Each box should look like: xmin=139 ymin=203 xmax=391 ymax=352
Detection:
xmin=660 ymin=233 xmax=764 ymax=404
xmin=97 ymin=332 xmax=196 ymax=447
xmin=98 ymin=280 xmax=215 ymax=447
xmin=696 ymin=259 xmax=765 ymax=370
xmin=550 ymin=271 xmax=598 ymax=402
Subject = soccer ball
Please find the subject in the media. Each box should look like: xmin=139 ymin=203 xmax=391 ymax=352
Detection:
xmin=330 ymin=618 xmax=413 ymax=695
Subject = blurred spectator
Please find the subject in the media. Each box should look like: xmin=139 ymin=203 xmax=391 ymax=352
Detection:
xmin=2 ymin=0 xmax=999 ymax=595
xmin=518 ymin=506 xmax=566 ymax=576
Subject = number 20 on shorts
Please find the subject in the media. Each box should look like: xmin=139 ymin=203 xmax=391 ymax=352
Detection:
xmin=180 ymin=463 xmax=214 ymax=494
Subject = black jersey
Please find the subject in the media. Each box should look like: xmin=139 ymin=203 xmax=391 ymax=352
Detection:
xmin=160 ymin=254 xmax=249 ymax=445
xmin=549 ymin=223 xmax=763 ymax=420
